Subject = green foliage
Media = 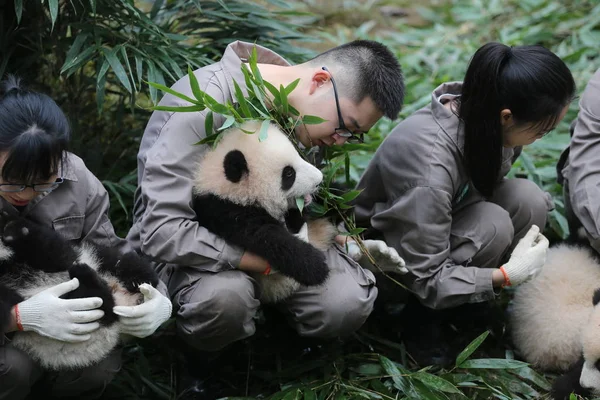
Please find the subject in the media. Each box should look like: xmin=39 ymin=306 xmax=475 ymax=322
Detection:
xmin=0 ymin=0 xmax=315 ymax=236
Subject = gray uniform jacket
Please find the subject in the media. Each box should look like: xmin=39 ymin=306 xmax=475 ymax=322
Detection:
xmin=0 ymin=152 xmax=130 ymax=252
xmin=126 ymin=41 xmax=293 ymax=272
xmin=353 ymin=82 xmax=519 ymax=309
xmin=562 ymin=69 xmax=600 ymax=248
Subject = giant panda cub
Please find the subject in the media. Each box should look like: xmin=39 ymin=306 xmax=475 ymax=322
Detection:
xmin=509 ymin=241 xmax=600 ymax=399
xmin=192 ymin=121 xmax=337 ymax=303
xmin=0 ymin=212 xmax=159 ymax=370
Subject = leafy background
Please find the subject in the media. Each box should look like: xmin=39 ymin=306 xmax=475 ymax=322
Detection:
xmin=1 ymin=0 xmax=599 ymax=399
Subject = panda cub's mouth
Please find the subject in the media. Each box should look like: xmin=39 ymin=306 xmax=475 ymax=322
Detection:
xmin=303 ymin=193 xmax=313 ymax=206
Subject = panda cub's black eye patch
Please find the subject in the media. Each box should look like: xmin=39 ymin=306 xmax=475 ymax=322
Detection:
xmin=224 ymin=150 xmax=249 ymax=183
xmin=595 ymin=359 xmax=600 ymax=371
xmin=281 ymin=166 xmax=296 ymax=191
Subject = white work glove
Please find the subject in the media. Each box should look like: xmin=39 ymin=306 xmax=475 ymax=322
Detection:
xmin=346 ymin=239 xmax=409 ymax=274
xmin=17 ymin=278 xmax=104 ymax=343
xmin=500 ymin=225 xmax=549 ymax=286
xmin=113 ymin=284 xmax=172 ymax=338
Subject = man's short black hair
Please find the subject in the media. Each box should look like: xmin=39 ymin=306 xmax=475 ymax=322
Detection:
xmin=307 ymin=40 xmax=404 ymax=120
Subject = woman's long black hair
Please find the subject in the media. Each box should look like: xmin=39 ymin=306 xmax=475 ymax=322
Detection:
xmin=458 ymin=42 xmax=575 ymax=197
xmin=0 ymin=75 xmax=70 ymax=183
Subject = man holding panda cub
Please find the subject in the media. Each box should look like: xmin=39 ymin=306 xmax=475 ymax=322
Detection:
xmin=127 ymin=40 xmax=406 ymax=394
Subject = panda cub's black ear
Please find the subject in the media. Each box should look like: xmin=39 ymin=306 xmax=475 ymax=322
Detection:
xmin=224 ymin=150 xmax=249 ymax=183
xmin=592 ymin=288 xmax=600 ymax=306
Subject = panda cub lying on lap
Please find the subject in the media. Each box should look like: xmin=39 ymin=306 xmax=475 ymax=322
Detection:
xmin=192 ymin=121 xmax=337 ymax=303
xmin=0 ymin=212 xmax=159 ymax=370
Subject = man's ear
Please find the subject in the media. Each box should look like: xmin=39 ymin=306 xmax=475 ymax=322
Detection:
xmin=309 ymin=68 xmax=331 ymax=95
xmin=500 ymin=108 xmax=513 ymax=127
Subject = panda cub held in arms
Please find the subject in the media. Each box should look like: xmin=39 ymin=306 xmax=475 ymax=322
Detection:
xmin=192 ymin=121 xmax=337 ymax=303
xmin=509 ymin=239 xmax=600 ymax=399
xmin=0 ymin=212 xmax=159 ymax=370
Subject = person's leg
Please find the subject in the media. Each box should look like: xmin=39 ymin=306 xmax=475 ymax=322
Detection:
xmin=280 ymin=244 xmax=377 ymax=338
xmin=489 ymin=178 xmax=554 ymax=250
xmin=562 ymin=178 xmax=585 ymax=240
xmin=45 ymin=347 xmax=121 ymax=399
xmin=0 ymin=342 xmax=43 ymax=400
xmin=164 ymin=264 xmax=260 ymax=399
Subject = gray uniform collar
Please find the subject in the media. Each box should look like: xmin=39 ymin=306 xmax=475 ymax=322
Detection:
xmin=430 ymin=81 xmax=465 ymax=155
xmin=220 ymin=41 xmax=292 ymax=102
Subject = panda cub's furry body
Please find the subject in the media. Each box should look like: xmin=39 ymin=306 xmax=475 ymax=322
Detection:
xmin=509 ymin=242 xmax=600 ymax=399
xmin=0 ymin=213 xmax=159 ymax=370
xmin=192 ymin=121 xmax=336 ymax=303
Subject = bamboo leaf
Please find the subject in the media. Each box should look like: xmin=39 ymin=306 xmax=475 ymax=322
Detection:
xmin=49 ymin=0 xmax=59 ymax=30
xmin=105 ymin=47 xmax=132 ymax=93
xmin=302 ymin=115 xmax=327 ymax=125
xmin=285 ymin=78 xmax=301 ymax=95
xmin=233 ymin=80 xmax=252 ymax=118
xmin=188 ymin=65 xmax=204 ymax=102
xmin=280 ymin=84 xmax=289 ymax=115
xmin=218 ymin=115 xmax=236 ymax=131
xmin=456 ymin=331 xmax=490 ymax=367
xmin=459 ymin=359 xmax=529 ymax=369
xmin=259 ymin=119 xmax=270 ymax=142
xmin=379 ymin=356 xmax=412 ymax=395
xmin=62 ymin=34 xmax=90 ymax=74
xmin=412 ymin=372 xmax=462 ymax=394
xmin=146 ymin=81 xmax=201 ymax=106
xmin=296 ymin=197 xmax=304 ymax=213
xmin=205 ymin=111 xmax=214 ymax=136
xmin=152 ymin=105 xmax=205 ymax=112
xmin=14 ymin=0 xmax=23 ymax=24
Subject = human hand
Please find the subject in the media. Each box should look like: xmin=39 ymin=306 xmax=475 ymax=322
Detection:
xmin=346 ymin=239 xmax=408 ymax=274
xmin=113 ymin=284 xmax=172 ymax=338
xmin=500 ymin=225 xmax=549 ymax=286
xmin=16 ymin=278 xmax=104 ymax=342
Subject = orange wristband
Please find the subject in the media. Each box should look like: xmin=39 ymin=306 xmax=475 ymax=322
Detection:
xmin=14 ymin=304 xmax=23 ymax=331
xmin=263 ymin=263 xmax=271 ymax=275
xmin=499 ymin=266 xmax=511 ymax=287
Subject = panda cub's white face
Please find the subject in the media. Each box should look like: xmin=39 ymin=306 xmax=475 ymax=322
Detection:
xmin=580 ymin=299 xmax=600 ymax=395
xmin=193 ymin=121 xmax=323 ymax=221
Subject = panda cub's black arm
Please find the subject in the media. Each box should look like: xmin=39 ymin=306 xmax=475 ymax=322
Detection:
xmin=0 ymin=283 xmax=24 ymax=335
xmin=194 ymin=194 xmax=329 ymax=286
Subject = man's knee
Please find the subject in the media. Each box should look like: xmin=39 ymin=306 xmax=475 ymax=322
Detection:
xmin=289 ymin=260 xmax=377 ymax=338
xmin=175 ymin=271 xmax=259 ymax=351
xmin=0 ymin=346 xmax=37 ymax=399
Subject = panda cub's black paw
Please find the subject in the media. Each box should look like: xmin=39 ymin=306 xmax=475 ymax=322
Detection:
xmin=283 ymin=249 xmax=329 ymax=287
xmin=1 ymin=216 xmax=31 ymax=244
xmin=113 ymin=251 xmax=159 ymax=293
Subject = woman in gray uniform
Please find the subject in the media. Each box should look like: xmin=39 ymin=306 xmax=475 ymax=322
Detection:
xmin=354 ymin=42 xmax=576 ymax=310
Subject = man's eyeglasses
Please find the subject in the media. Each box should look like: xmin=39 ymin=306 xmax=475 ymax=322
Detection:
xmin=321 ymin=66 xmax=364 ymax=144
xmin=0 ymin=178 xmax=64 ymax=193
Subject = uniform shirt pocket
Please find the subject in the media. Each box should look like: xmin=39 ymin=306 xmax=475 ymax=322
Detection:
xmin=52 ymin=215 xmax=85 ymax=241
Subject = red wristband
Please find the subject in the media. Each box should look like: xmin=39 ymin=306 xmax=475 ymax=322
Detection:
xmin=499 ymin=266 xmax=512 ymax=287
xmin=14 ymin=304 xmax=23 ymax=331
xmin=263 ymin=263 xmax=271 ymax=275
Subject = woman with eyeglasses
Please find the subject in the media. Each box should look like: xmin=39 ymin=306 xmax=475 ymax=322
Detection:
xmin=353 ymin=42 xmax=576 ymax=311
xmin=0 ymin=76 xmax=171 ymax=400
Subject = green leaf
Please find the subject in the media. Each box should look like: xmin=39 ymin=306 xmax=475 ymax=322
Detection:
xmin=146 ymin=81 xmax=201 ymax=106
xmin=259 ymin=119 xmax=270 ymax=142
xmin=188 ymin=65 xmax=204 ymax=103
xmin=350 ymin=363 xmax=383 ymax=376
xmin=14 ymin=0 xmax=23 ymax=24
xmin=285 ymin=78 xmax=301 ymax=95
xmin=203 ymin=92 xmax=232 ymax=115
xmin=152 ymin=105 xmax=205 ymax=112
xmin=218 ymin=115 xmax=236 ymax=131
xmin=49 ymin=0 xmax=59 ymax=30
xmin=412 ymin=372 xmax=462 ymax=394
xmin=302 ymin=115 xmax=327 ymax=125
xmin=233 ymin=80 xmax=252 ymax=118
xmin=105 ymin=47 xmax=132 ymax=93
xmin=459 ymin=358 xmax=529 ymax=369
xmin=62 ymin=34 xmax=90 ymax=75
xmin=303 ymin=389 xmax=317 ymax=400
xmin=296 ymin=197 xmax=305 ymax=213
xmin=205 ymin=111 xmax=214 ymax=136
xmin=134 ymin=54 xmax=143 ymax=88
xmin=379 ymin=356 xmax=412 ymax=395
xmin=456 ymin=331 xmax=490 ymax=366
xmin=341 ymin=190 xmax=362 ymax=203
xmin=249 ymin=46 xmax=264 ymax=85
xmin=280 ymin=84 xmax=289 ymax=115
xmin=345 ymin=152 xmax=351 ymax=185
xmin=512 ymin=367 xmax=551 ymax=391
xmin=61 ymin=46 xmax=97 ymax=77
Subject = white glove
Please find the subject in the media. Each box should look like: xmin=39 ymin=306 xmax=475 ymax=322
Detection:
xmin=17 ymin=278 xmax=104 ymax=343
xmin=500 ymin=225 xmax=549 ymax=286
xmin=346 ymin=239 xmax=408 ymax=274
xmin=113 ymin=284 xmax=172 ymax=338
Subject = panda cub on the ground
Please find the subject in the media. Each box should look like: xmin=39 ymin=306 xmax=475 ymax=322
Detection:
xmin=192 ymin=121 xmax=337 ymax=303
xmin=0 ymin=212 xmax=159 ymax=370
xmin=509 ymin=241 xmax=600 ymax=399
